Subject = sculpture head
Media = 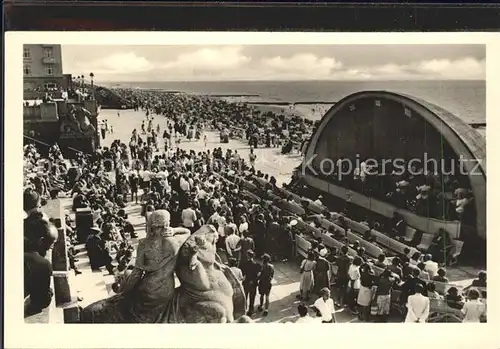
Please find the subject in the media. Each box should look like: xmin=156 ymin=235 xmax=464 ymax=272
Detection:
xmin=147 ymin=209 xmax=171 ymax=238
xmin=177 ymin=225 xmax=219 ymax=271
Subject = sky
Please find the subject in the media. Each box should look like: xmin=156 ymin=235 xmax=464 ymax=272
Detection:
xmin=61 ymin=44 xmax=485 ymax=82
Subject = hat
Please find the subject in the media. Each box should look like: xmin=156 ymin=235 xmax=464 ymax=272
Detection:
xmin=321 ymin=287 xmax=330 ymax=295
xmin=90 ymin=225 xmax=101 ymax=233
xmin=23 ymin=189 xmax=41 ymax=211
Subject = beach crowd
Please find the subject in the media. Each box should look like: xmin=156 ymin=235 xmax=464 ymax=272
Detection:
xmin=23 ymin=88 xmax=486 ymax=323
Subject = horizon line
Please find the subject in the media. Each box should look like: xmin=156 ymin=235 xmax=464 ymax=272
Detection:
xmin=96 ymin=78 xmax=486 ymax=83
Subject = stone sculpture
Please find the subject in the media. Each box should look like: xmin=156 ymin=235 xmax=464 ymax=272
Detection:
xmin=162 ymin=225 xmax=246 ymax=323
xmin=81 ymin=213 xmax=245 ymax=324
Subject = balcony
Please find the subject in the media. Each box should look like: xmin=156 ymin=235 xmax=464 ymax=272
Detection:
xmin=23 ymin=105 xmax=42 ymax=120
xmin=23 ymin=102 xmax=59 ymax=121
xmin=42 ymin=56 xmax=56 ymax=64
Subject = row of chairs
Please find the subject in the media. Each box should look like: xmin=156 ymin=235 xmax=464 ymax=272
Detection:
xmin=334 ymin=213 xmax=465 ymax=266
xmin=218 ymin=172 xmax=473 ymax=302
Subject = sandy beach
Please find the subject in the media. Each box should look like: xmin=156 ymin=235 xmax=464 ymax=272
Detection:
xmin=218 ymin=95 xmax=333 ymax=121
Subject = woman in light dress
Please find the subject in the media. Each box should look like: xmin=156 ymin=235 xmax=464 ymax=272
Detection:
xmin=461 ymin=289 xmax=486 ymax=323
xmin=357 ymin=263 xmax=375 ymax=321
xmin=299 ymin=251 xmax=316 ymax=301
xmin=238 ymin=215 xmax=249 ymax=235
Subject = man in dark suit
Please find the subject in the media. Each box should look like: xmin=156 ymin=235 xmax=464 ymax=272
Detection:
xmin=400 ymin=267 xmax=428 ymax=306
xmin=240 ymin=250 xmax=261 ymax=316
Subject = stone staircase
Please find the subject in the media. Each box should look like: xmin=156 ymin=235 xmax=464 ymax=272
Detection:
xmin=67 ymin=200 xmax=147 ymax=308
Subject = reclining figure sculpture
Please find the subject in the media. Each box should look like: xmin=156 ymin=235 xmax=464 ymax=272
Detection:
xmin=81 ymin=211 xmax=245 ymax=323
xmin=163 ymin=224 xmax=246 ymax=323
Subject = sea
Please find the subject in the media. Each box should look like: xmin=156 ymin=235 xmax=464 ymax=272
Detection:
xmin=104 ymin=80 xmax=486 ymax=125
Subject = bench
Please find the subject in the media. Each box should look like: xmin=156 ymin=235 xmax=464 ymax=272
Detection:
xmin=345 ymin=218 xmax=370 ymax=234
xmin=371 ymin=230 xmax=418 ymax=257
xmin=346 ymin=231 xmax=384 ymax=258
xmin=295 ymin=234 xmax=312 ymax=258
xmin=252 ymin=176 xmax=270 ymax=188
xmin=321 ymin=234 xmax=357 ymax=256
xmin=277 ymin=200 xmax=306 ymax=216
xmin=240 ymin=179 xmax=258 ymax=192
xmin=428 ymin=298 xmax=464 ymax=323
xmin=320 ymin=218 xmax=344 ymax=233
xmin=295 ymin=219 xmax=322 ymax=239
xmin=431 ymin=280 xmax=464 ymax=295
xmin=281 ymin=188 xmax=303 ymax=205
xmin=266 ymin=190 xmax=281 ymax=202
xmin=241 ymin=189 xmax=261 ymax=202
xmin=343 ymin=216 xmax=418 ymax=257
xmin=305 ymin=200 xmax=327 ymax=214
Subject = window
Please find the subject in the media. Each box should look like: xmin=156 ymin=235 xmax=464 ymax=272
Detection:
xmin=44 ymin=65 xmax=54 ymax=76
xmin=44 ymin=82 xmax=58 ymax=91
xmin=43 ymin=47 xmax=53 ymax=58
xmin=23 ymin=64 xmax=31 ymax=76
xmin=24 ymin=81 xmax=36 ymax=91
xmin=23 ymin=48 xmax=30 ymax=58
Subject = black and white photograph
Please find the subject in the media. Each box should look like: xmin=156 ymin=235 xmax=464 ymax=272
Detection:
xmin=17 ymin=40 xmax=488 ymax=326
xmin=5 ymin=32 xmax=498 ymax=349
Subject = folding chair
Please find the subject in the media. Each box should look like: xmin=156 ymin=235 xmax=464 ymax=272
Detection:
xmin=416 ymin=233 xmax=434 ymax=252
xmin=448 ymin=240 xmax=465 ymax=267
xmin=403 ymin=226 xmax=417 ymax=244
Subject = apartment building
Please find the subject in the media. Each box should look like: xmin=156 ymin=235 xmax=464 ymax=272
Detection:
xmin=23 ymin=44 xmax=65 ymax=98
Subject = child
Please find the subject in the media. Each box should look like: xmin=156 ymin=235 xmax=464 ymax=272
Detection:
xmin=426 ymin=282 xmax=443 ymax=299
xmin=257 ymin=254 xmax=274 ymax=316
xmin=228 ymin=257 xmax=243 ymax=283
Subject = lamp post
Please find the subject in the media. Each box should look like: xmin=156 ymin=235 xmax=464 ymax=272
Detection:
xmin=90 ymin=72 xmax=94 ymax=100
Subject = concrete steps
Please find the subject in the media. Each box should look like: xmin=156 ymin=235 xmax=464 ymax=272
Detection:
xmin=70 ymin=202 xmax=146 ymax=307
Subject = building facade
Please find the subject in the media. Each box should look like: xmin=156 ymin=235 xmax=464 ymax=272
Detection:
xmin=23 ymin=44 xmax=64 ymax=98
